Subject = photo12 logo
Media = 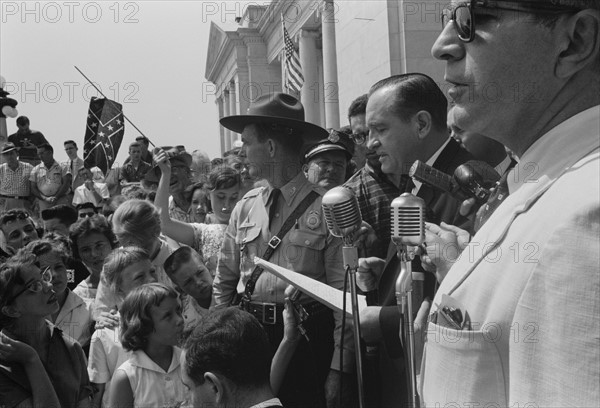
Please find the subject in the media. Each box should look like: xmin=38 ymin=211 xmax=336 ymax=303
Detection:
xmin=1 ymin=1 xmax=140 ymax=24
xmin=2 ymin=81 xmax=140 ymax=104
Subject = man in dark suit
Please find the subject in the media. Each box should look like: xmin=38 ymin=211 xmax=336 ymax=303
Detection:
xmin=356 ymin=73 xmax=475 ymax=407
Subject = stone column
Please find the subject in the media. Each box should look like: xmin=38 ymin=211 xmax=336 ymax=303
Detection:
xmin=222 ymin=90 xmax=231 ymax=153
xmin=299 ymin=29 xmax=321 ymax=126
xmin=216 ymin=96 xmax=225 ymax=154
xmin=321 ymin=0 xmax=340 ymax=129
xmin=228 ymin=81 xmax=238 ymax=148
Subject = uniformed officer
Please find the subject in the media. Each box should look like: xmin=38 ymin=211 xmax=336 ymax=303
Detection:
xmin=213 ymin=93 xmax=356 ymax=408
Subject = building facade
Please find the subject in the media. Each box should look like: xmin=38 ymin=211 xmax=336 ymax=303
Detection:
xmin=205 ymin=0 xmax=445 ymax=154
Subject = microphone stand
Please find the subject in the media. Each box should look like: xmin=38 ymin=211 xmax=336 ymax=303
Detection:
xmin=342 ymin=241 xmax=365 ymax=408
xmin=395 ymin=244 xmax=420 ymax=408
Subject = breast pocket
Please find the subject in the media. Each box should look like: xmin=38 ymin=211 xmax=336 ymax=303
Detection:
xmin=236 ymin=223 xmax=262 ymax=269
xmin=283 ymin=229 xmax=327 ymax=268
xmin=421 ymin=321 xmax=508 ymax=406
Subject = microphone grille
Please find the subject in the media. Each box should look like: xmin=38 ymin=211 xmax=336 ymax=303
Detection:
xmin=322 ymin=186 xmax=362 ymax=238
xmin=391 ymin=193 xmax=426 ymax=245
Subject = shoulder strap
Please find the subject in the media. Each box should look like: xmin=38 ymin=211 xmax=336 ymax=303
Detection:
xmin=242 ymin=190 xmax=319 ymax=302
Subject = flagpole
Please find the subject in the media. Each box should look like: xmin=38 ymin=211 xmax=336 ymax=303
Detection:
xmin=74 ymin=65 xmax=155 ymax=147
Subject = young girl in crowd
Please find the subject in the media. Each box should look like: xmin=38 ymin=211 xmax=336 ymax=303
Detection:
xmin=0 ymin=249 xmax=92 ymax=407
xmin=185 ymin=181 xmax=210 ymax=223
xmin=94 ymin=199 xmax=175 ymax=321
xmin=155 ymin=152 xmax=241 ymax=277
xmin=69 ymin=214 xmax=119 ymax=305
xmin=25 ymin=238 xmax=93 ymax=352
xmin=87 ymin=246 xmax=157 ymax=408
xmin=108 ymin=283 xmax=188 ymax=408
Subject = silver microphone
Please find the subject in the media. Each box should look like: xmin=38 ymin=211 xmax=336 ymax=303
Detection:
xmin=391 ymin=192 xmax=425 ymax=408
xmin=391 ymin=193 xmax=426 ymax=247
xmin=322 ymin=186 xmax=363 ymax=245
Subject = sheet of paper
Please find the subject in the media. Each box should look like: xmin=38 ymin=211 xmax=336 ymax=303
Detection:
xmin=254 ymin=257 xmax=367 ymax=316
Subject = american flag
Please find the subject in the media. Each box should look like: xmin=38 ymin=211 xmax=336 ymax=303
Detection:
xmin=83 ymin=97 xmax=124 ymax=174
xmin=282 ymin=20 xmax=304 ymax=93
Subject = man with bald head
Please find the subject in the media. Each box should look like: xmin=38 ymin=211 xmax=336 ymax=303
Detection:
xmin=419 ymin=1 xmax=600 ymax=406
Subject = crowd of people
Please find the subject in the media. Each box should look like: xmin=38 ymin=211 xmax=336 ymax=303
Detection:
xmin=1 ymin=1 xmax=599 ymax=407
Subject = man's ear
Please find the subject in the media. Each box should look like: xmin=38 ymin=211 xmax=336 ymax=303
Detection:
xmin=1 ymin=305 xmax=21 ymax=318
xmin=204 ymin=372 xmax=225 ymax=403
xmin=267 ymin=139 xmax=277 ymax=158
xmin=302 ymin=163 xmax=309 ymax=177
xmin=414 ymin=111 xmax=433 ymax=140
xmin=555 ymin=10 xmax=600 ymax=78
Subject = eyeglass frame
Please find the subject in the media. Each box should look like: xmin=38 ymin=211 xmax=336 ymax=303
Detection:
xmin=349 ymin=131 xmax=368 ymax=145
xmin=5 ymin=266 xmax=53 ymax=305
xmin=441 ymin=0 xmax=584 ymax=43
xmin=0 ymin=211 xmax=31 ymax=226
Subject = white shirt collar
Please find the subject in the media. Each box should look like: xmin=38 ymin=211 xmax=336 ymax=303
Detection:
xmin=507 ymin=105 xmax=600 ymax=195
xmin=248 ymin=398 xmax=283 ymax=408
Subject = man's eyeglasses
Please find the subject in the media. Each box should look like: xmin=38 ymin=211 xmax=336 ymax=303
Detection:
xmin=6 ymin=266 xmax=53 ymax=304
xmin=441 ymin=0 xmax=583 ymax=43
xmin=350 ymin=132 xmax=368 ymax=145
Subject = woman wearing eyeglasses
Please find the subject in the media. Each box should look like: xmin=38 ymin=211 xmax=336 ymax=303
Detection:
xmin=0 ymin=249 xmax=92 ymax=407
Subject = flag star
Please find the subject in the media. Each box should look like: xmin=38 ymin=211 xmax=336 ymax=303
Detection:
xmin=91 ymin=122 xmax=98 ymax=128
xmin=107 ymin=155 xmax=113 ymax=160
xmin=99 ymin=132 xmax=105 ymax=137
xmin=88 ymin=114 xmax=91 ymax=119
xmin=108 ymin=125 xmax=114 ymax=131
xmin=104 ymin=142 xmax=110 ymax=148
xmin=116 ymin=119 xmax=122 ymax=125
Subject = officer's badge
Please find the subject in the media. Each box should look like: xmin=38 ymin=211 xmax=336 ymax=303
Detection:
xmin=328 ymin=129 xmax=339 ymax=143
xmin=306 ymin=210 xmax=321 ymax=229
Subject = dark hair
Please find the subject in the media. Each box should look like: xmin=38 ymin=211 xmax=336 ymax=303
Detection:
xmin=69 ymin=214 xmax=118 ymax=260
xmin=347 ymin=94 xmax=368 ymax=121
xmin=183 ymin=182 xmax=208 ymax=205
xmin=102 ymin=195 xmax=127 ymax=218
xmin=129 ymin=141 xmax=141 ymax=150
xmin=37 ymin=143 xmax=53 ymax=153
xmin=64 ymin=140 xmax=77 ymax=149
xmin=24 ymin=238 xmax=70 ymax=267
xmin=41 ymin=204 xmax=78 ymax=225
xmin=182 ymin=308 xmax=272 ymax=387
xmin=0 ymin=209 xmax=35 ymax=228
xmin=119 ymin=283 xmax=179 ymax=351
xmin=207 ymin=165 xmax=240 ymax=191
xmin=164 ymin=246 xmax=199 ymax=278
xmin=16 ymin=116 xmax=29 ymax=126
xmin=369 ymin=73 xmax=448 ymax=131
xmin=210 ymin=157 xmax=224 ymax=167
xmin=76 ymin=202 xmax=98 ymax=213
xmin=41 ymin=231 xmax=74 ymax=257
xmin=135 ymin=136 xmax=149 ymax=146
xmin=0 ymin=250 xmax=37 ymax=329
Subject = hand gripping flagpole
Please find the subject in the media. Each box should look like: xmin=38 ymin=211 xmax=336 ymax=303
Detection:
xmin=74 ymin=66 xmax=155 ymax=148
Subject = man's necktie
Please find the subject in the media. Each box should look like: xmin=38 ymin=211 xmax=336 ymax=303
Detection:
xmin=268 ymin=188 xmax=281 ymax=229
xmin=475 ymin=161 xmax=516 ymax=231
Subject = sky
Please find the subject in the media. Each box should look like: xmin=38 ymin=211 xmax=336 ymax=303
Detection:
xmin=1 ymin=0 xmax=265 ymax=165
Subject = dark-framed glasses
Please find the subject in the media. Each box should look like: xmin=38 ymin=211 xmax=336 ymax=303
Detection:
xmin=441 ymin=0 xmax=583 ymax=43
xmin=349 ymin=132 xmax=367 ymax=145
xmin=0 ymin=211 xmax=30 ymax=225
xmin=6 ymin=266 xmax=53 ymax=304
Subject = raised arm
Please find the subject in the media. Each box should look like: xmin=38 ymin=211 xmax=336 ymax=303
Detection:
xmin=153 ymin=148 xmax=195 ymax=246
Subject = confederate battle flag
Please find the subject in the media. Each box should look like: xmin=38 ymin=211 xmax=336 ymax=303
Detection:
xmin=83 ymin=97 xmax=124 ymax=174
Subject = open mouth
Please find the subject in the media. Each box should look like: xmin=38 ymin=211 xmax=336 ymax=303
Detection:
xmin=47 ymin=293 xmax=57 ymax=304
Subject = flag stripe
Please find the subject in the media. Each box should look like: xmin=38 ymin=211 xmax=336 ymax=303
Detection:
xmin=282 ymin=20 xmax=303 ymax=93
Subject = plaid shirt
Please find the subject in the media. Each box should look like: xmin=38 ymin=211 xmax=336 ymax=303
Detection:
xmin=0 ymin=161 xmax=34 ymax=196
xmin=343 ymin=164 xmax=400 ymax=259
xmin=168 ymin=196 xmax=194 ymax=222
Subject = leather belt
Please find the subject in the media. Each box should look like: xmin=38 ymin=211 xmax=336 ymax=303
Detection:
xmin=0 ymin=194 xmax=29 ymax=200
xmin=242 ymin=300 xmax=330 ymax=325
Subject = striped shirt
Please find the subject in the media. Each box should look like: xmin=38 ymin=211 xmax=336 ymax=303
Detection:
xmin=0 ymin=161 xmax=34 ymax=196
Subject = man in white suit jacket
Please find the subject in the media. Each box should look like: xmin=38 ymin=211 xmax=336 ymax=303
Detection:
xmin=421 ymin=1 xmax=600 ymax=406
